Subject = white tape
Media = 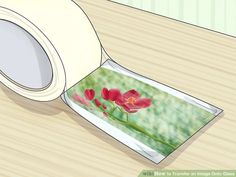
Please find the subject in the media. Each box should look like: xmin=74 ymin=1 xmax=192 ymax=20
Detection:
xmin=0 ymin=0 xmax=102 ymax=101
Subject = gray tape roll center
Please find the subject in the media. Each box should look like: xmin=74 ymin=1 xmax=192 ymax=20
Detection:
xmin=0 ymin=20 xmax=53 ymax=90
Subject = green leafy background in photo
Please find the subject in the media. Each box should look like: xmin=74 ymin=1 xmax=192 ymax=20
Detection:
xmin=66 ymin=67 xmax=214 ymax=156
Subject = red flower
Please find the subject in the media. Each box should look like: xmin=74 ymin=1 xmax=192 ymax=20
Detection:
xmin=102 ymin=105 xmax=107 ymax=109
xmin=73 ymin=94 xmax=89 ymax=106
xmin=95 ymin=98 xmax=107 ymax=111
xmin=115 ymin=89 xmax=152 ymax=113
xmin=94 ymin=99 xmax=101 ymax=107
xmin=84 ymin=89 xmax=95 ymax=100
xmin=101 ymin=88 xmax=121 ymax=101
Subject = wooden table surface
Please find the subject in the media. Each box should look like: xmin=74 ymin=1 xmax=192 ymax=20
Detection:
xmin=1 ymin=0 xmax=236 ymax=176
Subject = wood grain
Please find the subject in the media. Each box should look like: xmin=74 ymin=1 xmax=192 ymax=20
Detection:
xmin=0 ymin=0 xmax=236 ymax=176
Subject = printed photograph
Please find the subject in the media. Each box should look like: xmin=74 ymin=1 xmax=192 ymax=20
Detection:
xmin=65 ymin=60 xmax=217 ymax=157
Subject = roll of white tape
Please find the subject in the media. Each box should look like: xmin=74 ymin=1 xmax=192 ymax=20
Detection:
xmin=0 ymin=0 xmax=102 ymax=101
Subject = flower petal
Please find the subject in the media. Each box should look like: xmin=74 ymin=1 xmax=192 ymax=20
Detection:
xmin=123 ymin=105 xmax=138 ymax=113
xmin=123 ymin=89 xmax=140 ymax=99
xmin=73 ymin=94 xmax=89 ymax=106
xmin=94 ymin=99 xmax=101 ymax=107
xmin=73 ymin=94 xmax=82 ymax=103
xmin=84 ymin=89 xmax=95 ymax=100
xmin=108 ymin=89 xmax=121 ymax=101
xmin=101 ymin=88 xmax=109 ymax=100
xmin=115 ymin=97 xmax=125 ymax=106
xmin=134 ymin=98 xmax=152 ymax=108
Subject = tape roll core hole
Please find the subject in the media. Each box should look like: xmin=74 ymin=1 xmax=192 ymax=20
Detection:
xmin=0 ymin=20 xmax=53 ymax=90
